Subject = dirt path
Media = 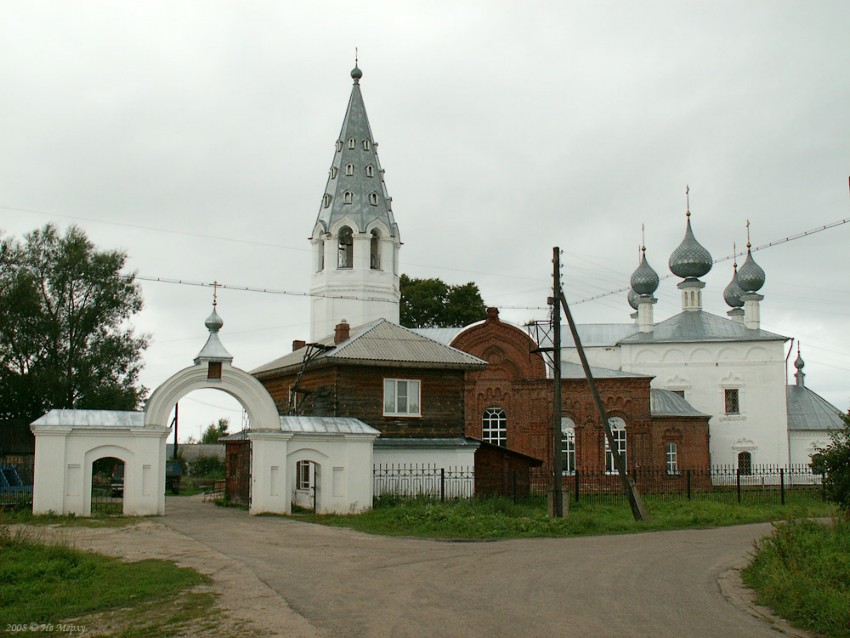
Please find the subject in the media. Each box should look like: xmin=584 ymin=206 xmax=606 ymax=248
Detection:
xmin=27 ymin=496 xmax=813 ymax=637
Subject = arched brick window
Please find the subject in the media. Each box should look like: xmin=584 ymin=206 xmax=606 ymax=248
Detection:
xmin=482 ymin=408 xmax=507 ymax=447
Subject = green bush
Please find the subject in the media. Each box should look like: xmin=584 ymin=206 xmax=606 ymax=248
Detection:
xmin=190 ymin=455 xmax=225 ymax=479
xmin=812 ymin=413 xmax=850 ymax=514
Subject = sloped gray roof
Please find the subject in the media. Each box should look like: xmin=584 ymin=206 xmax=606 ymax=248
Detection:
xmin=314 ymin=67 xmax=398 ymax=237
xmin=650 ymin=389 xmax=709 ymax=417
xmin=31 ymin=409 xmax=145 ymax=427
xmin=411 ymin=327 xmax=466 ymax=346
xmin=558 ymin=323 xmax=641 ymax=348
xmin=786 ymin=385 xmax=845 ymax=431
xmin=561 ymin=362 xmax=651 ymax=380
xmin=619 ymin=311 xmax=787 ymax=344
xmin=252 ymin=319 xmax=486 ymax=376
xmin=222 ymin=417 xmax=379 ymax=438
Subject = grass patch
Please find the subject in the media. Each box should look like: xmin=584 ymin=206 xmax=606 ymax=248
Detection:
xmin=743 ymin=517 xmax=850 ymax=637
xmin=298 ymin=495 xmax=835 ymax=539
xmin=0 ymin=509 xmax=137 ymax=528
xmin=0 ymin=526 xmax=216 ymax=635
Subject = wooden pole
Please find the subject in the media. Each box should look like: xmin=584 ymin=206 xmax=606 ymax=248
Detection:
xmin=558 ymin=290 xmax=648 ymax=521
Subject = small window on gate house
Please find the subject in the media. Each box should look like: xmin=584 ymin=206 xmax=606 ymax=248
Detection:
xmin=383 ymin=379 xmax=421 ymax=416
xmin=207 ymin=361 xmax=222 ymax=379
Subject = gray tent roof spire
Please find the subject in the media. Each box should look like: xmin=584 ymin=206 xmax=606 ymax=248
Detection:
xmin=313 ymin=65 xmax=398 ymax=237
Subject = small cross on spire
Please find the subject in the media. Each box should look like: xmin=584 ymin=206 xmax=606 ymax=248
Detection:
xmin=746 ymin=219 xmax=752 ymax=249
xmin=212 ymin=280 xmax=219 ymax=308
xmin=685 ymin=185 xmax=690 ymax=217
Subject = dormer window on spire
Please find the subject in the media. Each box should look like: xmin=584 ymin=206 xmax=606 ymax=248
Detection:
xmin=323 ymin=194 xmax=332 ymax=208
xmin=330 ymin=166 xmax=338 ymax=179
xmin=343 ymin=191 xmax=352 ymax=204
xmin=336 ymin=140 xmax=343 ymax=152
xmin=362 ymin=139 xmax=371 ymax=151
xmin=366 ymin=165 xmax=374 ymax=177
xmin=345 ymin=163 xmax=354 ymax=176
xmin=369 ymin=192 xmax=378 ymax=206
xmin=348 ymin=137 xmax=355 ymax=149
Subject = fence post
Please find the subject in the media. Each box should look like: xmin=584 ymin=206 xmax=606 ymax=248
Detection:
xmin=736 ymin=468 xmax=742 ymax=504
xmin=574 ymin=469 xmax=580 ymax=503
xmin=686 ymin=470 xmax=691 ymax=500
xmin=440 ymin=467 xmax=445 ymax=502
xmin=780 ymin=468 xmax=785 ymax=505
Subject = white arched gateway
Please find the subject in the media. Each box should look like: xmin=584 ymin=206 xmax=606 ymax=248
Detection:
xmin=31 ymin=305 xmax=378 ymax=516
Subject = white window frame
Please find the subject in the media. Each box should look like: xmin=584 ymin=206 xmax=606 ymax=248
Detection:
xmin=383 ymin=379 xmax=421 ymax=417
xmin=605 ymin=418 xmax=627 ymax=474
xmin=345 ymin=163 xmax=354 ymax=176
xmin=348 ymin=137 xmax=355 ymax=149
xmin=561 ymin=417 xmax=576 ymax=475
xmin=665 ymin=442 xmax=679 ymax=475
xmin=296 ymin=460 xmax=312 ymax=490
xmin=482 ymin=407 xmax=507 ymax=447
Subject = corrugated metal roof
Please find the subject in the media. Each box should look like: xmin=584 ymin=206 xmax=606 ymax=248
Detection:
xmin=561 ymin=362 xmax=651 ymax=379
xmin=552 ymin=323 xmax=640 ymax=348
xmin=411 ymin=327 xmax=465 ymax=346
xmin=31 ymin=409 xmax=145 ymax=427
xmin=619 ymin=311 xmax=787 ymax=344
xmin=252 ymin=319 xmax=485 ymax=376
xmin=222 ymin=417 xmax=379 ymax=438
xmin=650 ymin=389 xmax=709 ymax=417
xmin=280 ymin=416 xmax=379 ymax=435
xmin=786 ymin=385 xmax=845 ymax=431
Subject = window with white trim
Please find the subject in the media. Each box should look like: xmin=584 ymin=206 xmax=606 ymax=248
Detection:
xmin=383 ymin=379 xmax=421 ymax=416
xmin=605 ymin=417 xmax=626 ymax=474
xmin=343 ymin=191 xmax=353 ymax=204
xmin=737 ymin=451 xmax=752 ymax=475
xmin=335 ymin=140 xmax=343 ymax=152
xmin=296 ymin=460 xmax=312 ymax=490
xmin=345 ymin=163 xmax=354 ymax=176
xmin=724 ymin=388 xmax=740 ymax=415
xmin=369 ymin=192 xmax=378 ymax=206
xmin=330 ymin=166 xmax=338 ymax=179
xmin=362 ymin=139 xmax=371 ymax=150
xmin=366 ymin=164 xmax=375 ymax=177
xmin=482 ymin=407 xmax=507 ymax=447
xmin=348 ymin=137 xmax=355 ymax=149
xmin=561 ymin=417 xmax=576 ymax=475
xmin=665 ymin=442 xmax=679 ymax=475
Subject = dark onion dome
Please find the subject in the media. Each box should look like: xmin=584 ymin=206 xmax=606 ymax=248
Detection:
xmin=630 ymin=249 xmax=659 ymax=295
xmin=627 ymin=288 xmax=639 ymax=310
xmin=794 ymin=349 xmax=805 ymax=370
xmin=669 ymin=213 xmax=713 ymax=278
xmin=723 ymin=264 xmax=745 ymax=308
xmin=351 ymin=65 xmax=362 ymax=81
xmin=737 ymin=248 xmax=766 ymax=292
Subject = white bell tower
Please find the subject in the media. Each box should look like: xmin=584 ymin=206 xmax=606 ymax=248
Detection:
xmin=309 ymin=64 xmax=401 ymax=340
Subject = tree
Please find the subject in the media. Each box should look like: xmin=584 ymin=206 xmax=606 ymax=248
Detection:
xmin=0 ymin=224 xmax=148 ymax=425
xmin=811 ymin=412 xmax=850 ymax=515
xmin=200 ymin=418 xmax=230 ymax=444
xmin=399 ymin=275 xmax=487 ymax=328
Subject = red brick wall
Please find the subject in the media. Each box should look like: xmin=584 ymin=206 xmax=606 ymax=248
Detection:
xmin=257 ymin=364 xmax=467 ymax=438
xmin=450 ymin=308 xmax=709 ymax=473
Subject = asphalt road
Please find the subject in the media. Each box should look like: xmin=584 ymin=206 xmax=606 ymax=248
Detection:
xmin=160 ymin=498 xmax=802 ymax=638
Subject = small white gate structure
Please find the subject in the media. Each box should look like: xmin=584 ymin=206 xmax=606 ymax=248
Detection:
xmin=30 ymin=305 xmax=378 ymax=516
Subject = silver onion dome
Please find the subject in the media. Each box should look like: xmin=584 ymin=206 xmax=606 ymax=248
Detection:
xmin=630 ymin=249 xmax=660 ymax=296
xmin=627 ymin=288 xmax=639 ymax=310
xmin=205 ymin=308 xmax=224 ymax=332
xmin=669 ymin=214 xmax=713 ymax=279
xmin=794 ymin=349 xmax=805 ymax=370
xmin=723 ymin=264 xmax=745 ymax=308
xmin=737 ymin=249 xmax=766 ymax=292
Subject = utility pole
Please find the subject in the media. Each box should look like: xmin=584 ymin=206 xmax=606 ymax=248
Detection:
xmin=558 ymin=289 xmax=648 ymax=522
xmin=550 ymin=247 xmax=564 ymax=517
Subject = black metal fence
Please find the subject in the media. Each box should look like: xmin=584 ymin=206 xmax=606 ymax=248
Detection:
xmin=374 ymin=464 xmax=825 ymax=506
xmin=0 ymin=456 xmax=34 ymax=509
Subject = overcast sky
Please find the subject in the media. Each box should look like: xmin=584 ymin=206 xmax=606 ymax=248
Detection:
xmin=2 ymin=1 xmax=848 ymax=442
